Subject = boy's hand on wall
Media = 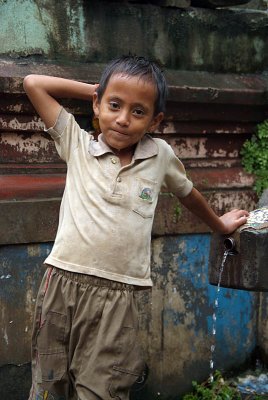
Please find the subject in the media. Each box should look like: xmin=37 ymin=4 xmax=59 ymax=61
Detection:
xmin=219 ymin=209 xmax=249 ymax=234
xmin=179 ymin=188 xmax=249 ymax=235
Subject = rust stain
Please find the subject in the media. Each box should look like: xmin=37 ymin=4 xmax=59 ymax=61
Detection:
xmin=189 ymin=168 xmax=255 ymax=190
xmin=0 ymin=174 xmax=65 ymax=200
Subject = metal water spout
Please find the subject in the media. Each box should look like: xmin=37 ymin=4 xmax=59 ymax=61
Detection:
xmin=223 ymin=237 xmax=237 ymax=256
xmin=209 ymin=191 xmax=268 ymax=292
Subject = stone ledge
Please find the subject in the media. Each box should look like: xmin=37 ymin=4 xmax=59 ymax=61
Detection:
xmin=0 ymin=59 xmax=268 ymax=105
xmin=0 ymin=190 xmax=257 ymax=245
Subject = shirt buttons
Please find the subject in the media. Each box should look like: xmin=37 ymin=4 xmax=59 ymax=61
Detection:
xmin=110 ymin=157 xmax=117 ymax=164
xmin=117 ymin=177 xmax=122 ymax=183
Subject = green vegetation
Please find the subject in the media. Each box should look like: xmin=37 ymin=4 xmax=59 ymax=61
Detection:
xmin=173 ymin=203 xmax=182 ymax=222
xmin=241 ymin=120 xmax=268 ymax=197
xmin=182 ymin=370 xmax=265 ymax=400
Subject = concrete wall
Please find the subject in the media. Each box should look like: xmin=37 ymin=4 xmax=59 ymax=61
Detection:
xmin=1 ymin=0 xmax=268 ymax=73
xmin=0 ymin=1 xmax=268 ymax=399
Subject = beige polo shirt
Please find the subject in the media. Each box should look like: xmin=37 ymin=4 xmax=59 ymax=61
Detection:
xmin=44 ymin=108 xmax=193 ymax=286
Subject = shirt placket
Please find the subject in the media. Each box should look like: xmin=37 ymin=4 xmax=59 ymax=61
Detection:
xmin=109 ymin=155 xmax=135 ymax=196
xmin=109 ymin=155 xmax=124 ymax=196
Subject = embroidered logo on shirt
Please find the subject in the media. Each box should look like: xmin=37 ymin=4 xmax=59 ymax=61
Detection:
xmin=139 ymin=187 xmax=153 ymax=201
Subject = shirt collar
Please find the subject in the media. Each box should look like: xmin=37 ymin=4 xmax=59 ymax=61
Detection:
xmin=88 ymin=133 xmax=158 ymax=160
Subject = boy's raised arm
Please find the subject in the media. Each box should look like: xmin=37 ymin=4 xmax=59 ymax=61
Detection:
xmin=23 ymin=75 xmax=97 ymax=129
xmin=179 ymin=187 xmax=249 ymax=235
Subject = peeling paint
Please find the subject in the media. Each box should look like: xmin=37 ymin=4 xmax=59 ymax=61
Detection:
xmin=0 ymin=132 xmax=58 ymax=163
xmin=12 ymin=104 xmax=23 ymax=113
xmin=155 ymin=121 xmax=176 ymax=135
xmin=27 ymin=245 xmax=41 ymax=257
xmin=0 ymin=274 xmax=11 ymax=280
xmin=0 ymin=116 xmax=44 ymax=131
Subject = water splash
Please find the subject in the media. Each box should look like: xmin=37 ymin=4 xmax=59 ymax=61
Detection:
xmin=209 ymin=250 xmax=229 ymax=383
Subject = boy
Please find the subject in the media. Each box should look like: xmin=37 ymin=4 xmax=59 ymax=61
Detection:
xmin=23 ymin=55 xmax=248 ymax=400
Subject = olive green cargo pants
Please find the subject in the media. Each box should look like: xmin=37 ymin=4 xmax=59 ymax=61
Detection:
xmin=28 ymin=267 xmax=145 ymax=400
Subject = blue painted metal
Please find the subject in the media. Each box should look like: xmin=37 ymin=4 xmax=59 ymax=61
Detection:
xmin=158 ymin=234 xmax=257 ymax=368
xmin=0 ymin=243 xmax=53 ymax=365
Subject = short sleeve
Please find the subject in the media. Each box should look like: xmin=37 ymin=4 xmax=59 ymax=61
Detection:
xmin=162 ymin=145 xmax=193 ymax=198
xmin=45 ymin=107 xmax=81 ymax=162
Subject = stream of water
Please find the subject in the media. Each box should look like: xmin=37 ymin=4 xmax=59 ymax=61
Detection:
xmin=209 ymin=250 xmax=229 ymax=383
xmin=209 ymin=246 xmax=268 ymax=396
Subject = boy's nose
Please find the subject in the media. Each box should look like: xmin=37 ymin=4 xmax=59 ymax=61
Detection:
xmin=116 ymin=110 xmax=130 ymax=127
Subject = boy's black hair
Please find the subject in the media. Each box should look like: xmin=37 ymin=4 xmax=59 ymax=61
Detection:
xmin=96 ymin=55 xmax=168 ymax=115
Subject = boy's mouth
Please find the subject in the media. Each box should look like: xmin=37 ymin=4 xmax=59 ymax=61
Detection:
xmin=111 ymin=129 xmax=129 ymax=137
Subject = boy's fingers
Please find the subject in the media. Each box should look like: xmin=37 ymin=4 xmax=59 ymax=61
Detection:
xmin=232 ymin=209 xmax=249 ymax=219
xmin=239 ymin=210 xmax=249 ymax=218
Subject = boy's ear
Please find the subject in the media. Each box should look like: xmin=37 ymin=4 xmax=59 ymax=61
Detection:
xmin=92 ymin=92 xmax=100 ymax=117
xmin=148 ymin=112 xmax=164 ymax=133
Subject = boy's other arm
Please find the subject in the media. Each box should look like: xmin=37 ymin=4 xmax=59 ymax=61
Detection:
xmin=179 ymin=187 xmax=249 ymax=235
xmin=23 ymin=75 xmax=97 ymax=128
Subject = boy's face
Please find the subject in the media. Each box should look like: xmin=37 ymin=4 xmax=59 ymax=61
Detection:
xmin=93 ymin=74 xmax=164 ymax=153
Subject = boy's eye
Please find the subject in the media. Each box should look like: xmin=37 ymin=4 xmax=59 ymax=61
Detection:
xmin=109 ymin=101 xmax=120 ymax=110
xmin=133 ymin=108 xmax=145 ymax=116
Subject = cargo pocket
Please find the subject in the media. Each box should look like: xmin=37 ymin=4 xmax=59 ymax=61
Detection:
xmin=132 ymin=177 xmax=157 ymax=219
xmin=36 ymin=311 xmax=67 ymax=383
xmin=109 ymin=326 xmax=145 ymax=399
